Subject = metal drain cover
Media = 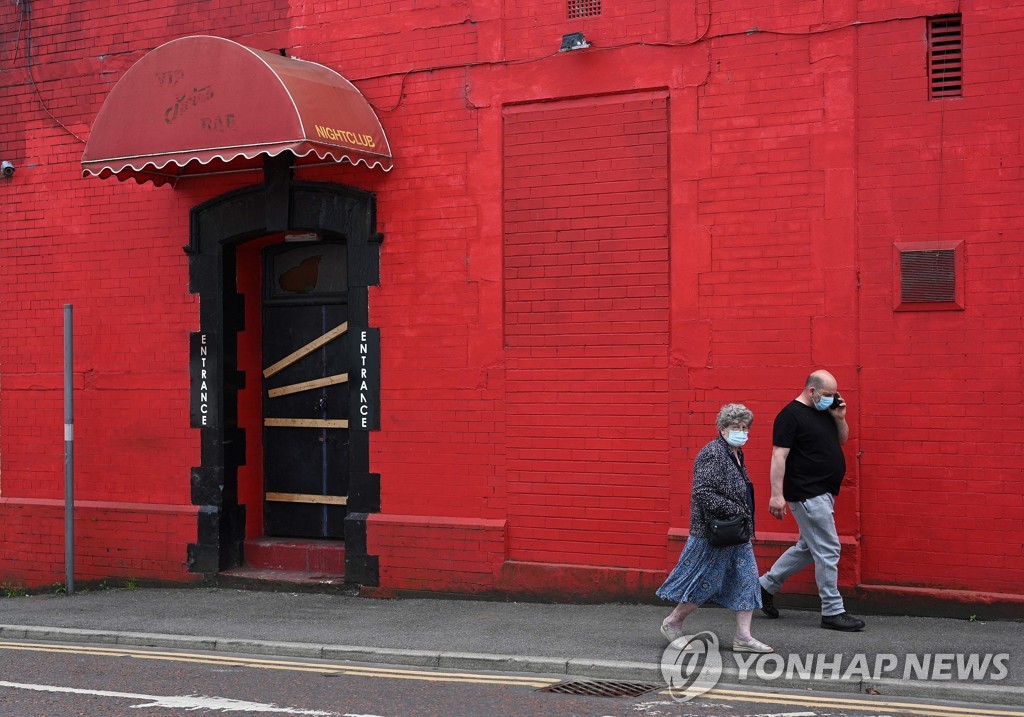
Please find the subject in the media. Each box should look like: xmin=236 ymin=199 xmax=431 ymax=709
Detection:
xmin=538 ymin=679 xmax=662 ymax=698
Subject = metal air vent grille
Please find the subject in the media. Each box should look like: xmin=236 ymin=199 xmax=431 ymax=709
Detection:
xmin=900 ymin=249 xmax=956 ymax=303
xmin=568 ymin=0 xmax=602 ymax=19
xmin=929 ymin=15 xmax=962 ymax=99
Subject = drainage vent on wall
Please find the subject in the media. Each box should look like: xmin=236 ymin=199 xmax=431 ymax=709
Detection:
xmin=538 ymin=679 xmax=662 ymax=698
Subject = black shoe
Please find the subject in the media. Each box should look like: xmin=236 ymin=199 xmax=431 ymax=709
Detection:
xmin=821 ymin=612 xmax=865 ymax=631
xmin=760 ymin=586 xmax=779 ymax=619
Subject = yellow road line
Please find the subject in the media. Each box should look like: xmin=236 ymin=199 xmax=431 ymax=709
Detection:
xmin=661 ymin=687 xmax=1024 ymax=717
xmin=0 ymin=641 xmax=558 ymax=687
xmin=133 ymin=654 xmax=553 ymax=687
xmin=709 ymin=685 xmax=1024 ymax=715
xmin=4 ymin=640 xmax=1019 ymax=713
xmin=320 ymin=669 xmax=553 ymax=687
xmin=0 ymin=643 xmax=129 ymax=658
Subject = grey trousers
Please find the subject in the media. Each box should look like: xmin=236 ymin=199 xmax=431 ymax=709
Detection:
xmin=759 ymin=493 xmax=845 ymax=616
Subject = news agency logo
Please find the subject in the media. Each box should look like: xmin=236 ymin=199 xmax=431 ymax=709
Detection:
xmin=660 ymin=631 xmax=723 ymax=703
xmin=732 ymin=652 xmax=1011 ymax=683
xmin=660 ymin=635 xmax=1011 ymax=702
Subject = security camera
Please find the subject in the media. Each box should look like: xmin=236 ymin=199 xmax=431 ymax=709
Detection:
xmin=1 ymin=161 xmax=13 ymax=178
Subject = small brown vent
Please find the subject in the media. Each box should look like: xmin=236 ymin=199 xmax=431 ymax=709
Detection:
xmin=900 ymin=249 xmax=956 ymax=303
xmin=567 ymin=0 xmax=601 ymax=19
xmin=928 ymin=15 xmax=962 ymax=99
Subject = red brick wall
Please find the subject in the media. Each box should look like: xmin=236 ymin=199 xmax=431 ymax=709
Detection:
xmin=502 ymin=0 xmax=669 ymax=58
xmin=856 ymin=6 xmax=1024 ymax=594
xmin=502 ymin=94 xmax=671 ymax=570
xmin=684 ymin=22 xmax=862 ymax=593
xmin=0 ymin=0 xmax=258 ymax=586
xmin=366 ymin=515 xmax=506 ymax=594
xmin=236 ymin=237 xmax=279 ymax=540
xmin=0 ymin=499 xmax=199 ymax=587
xmin=2 ymin=0 xmax=1022 ymax=604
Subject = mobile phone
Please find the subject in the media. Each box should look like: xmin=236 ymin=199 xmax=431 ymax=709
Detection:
xmin=830 ymin=392 xmax=843 ymax=410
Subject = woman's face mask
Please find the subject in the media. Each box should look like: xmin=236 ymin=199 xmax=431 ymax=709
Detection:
xmin=722 ymin=423 xmax=749 ymax=447
xmin=725 ymin=430 xmax=748 ymax=447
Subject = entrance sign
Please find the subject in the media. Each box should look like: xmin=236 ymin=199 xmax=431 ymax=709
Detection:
xmin=190 ymin=332 xmax=217 ymax=428
xmin=348 ymin=327 xmax=380 ymax=431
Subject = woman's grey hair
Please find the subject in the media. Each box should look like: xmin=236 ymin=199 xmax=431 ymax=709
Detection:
xmin=716 ymin=403 xmax=754 ymax=432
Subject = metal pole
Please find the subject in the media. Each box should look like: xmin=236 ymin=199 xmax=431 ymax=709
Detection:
xmin=64 ymin=304 xmax=74 ymax=595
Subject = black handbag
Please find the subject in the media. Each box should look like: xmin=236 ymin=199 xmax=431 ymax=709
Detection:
xmin=706 ymin=515 xmax=749 ymax=547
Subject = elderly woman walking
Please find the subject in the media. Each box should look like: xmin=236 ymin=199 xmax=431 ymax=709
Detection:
xmin=657 ymin=403 xmax=773 ymax=653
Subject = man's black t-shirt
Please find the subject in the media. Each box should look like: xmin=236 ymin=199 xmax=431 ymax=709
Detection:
xmin=772 ymin=400 xmax=846 ymax=501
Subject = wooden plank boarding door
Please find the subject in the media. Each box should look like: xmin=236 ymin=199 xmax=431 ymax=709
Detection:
xmin=262 ymin=241 xmax=350 ymax=538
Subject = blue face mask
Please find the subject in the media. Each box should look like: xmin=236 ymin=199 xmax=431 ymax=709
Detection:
xmin=813 ymin=391 xmax=834 ymax=411
xmin=725 ymin=430 xmax=748 ymax=447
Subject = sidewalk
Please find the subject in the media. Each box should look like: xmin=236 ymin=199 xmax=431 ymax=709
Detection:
xmin=1 ymin=586 xmax=1021 ymax=707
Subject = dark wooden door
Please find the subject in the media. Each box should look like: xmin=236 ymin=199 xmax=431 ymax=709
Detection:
xmin=262 ymin=242 xmax=350 ymax=538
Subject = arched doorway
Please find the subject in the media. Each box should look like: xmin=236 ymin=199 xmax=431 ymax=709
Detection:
xmin=185 ymin=168 xmax=380 ymax=586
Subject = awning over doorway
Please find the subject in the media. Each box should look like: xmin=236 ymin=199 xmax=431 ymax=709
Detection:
xmin=82 ymin=35 xmax=393 ymax=186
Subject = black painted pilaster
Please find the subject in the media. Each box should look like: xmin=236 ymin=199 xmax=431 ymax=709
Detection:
xmin=186 ymin=181 xmax=381 ymax=585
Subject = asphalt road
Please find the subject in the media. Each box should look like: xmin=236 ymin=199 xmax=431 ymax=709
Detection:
xmin=1 ymin=639 xmax=1021 ymax=717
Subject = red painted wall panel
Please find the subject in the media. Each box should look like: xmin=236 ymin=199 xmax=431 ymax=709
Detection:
xmin=856 ymin=12 xmax=1024 ymax=595
xmin=502 ymin=94 xmax=671 ymax=570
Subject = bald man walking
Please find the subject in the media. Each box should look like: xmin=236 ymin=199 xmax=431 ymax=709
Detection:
xmin=759 ymin=370 xmax=866 ymax=631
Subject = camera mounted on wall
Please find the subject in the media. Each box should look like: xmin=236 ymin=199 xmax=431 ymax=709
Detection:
xmin=1 ymin=161 xmax=14 ymax=178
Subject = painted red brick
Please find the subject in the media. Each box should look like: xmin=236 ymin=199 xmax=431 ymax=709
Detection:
xmin=0 ymin=0 xmax=1021 ymax=610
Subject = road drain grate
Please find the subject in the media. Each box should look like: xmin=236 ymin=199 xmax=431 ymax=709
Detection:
xmin=538 ymin=679 xmax=662 ymax=698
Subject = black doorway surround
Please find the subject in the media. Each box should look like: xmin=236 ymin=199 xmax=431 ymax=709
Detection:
xmin=184 ymin=158 xmax=381 ymax=586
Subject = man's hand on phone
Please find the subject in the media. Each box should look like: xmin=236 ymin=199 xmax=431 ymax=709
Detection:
xmin=830 ymin=393 xmax=846 ymax=417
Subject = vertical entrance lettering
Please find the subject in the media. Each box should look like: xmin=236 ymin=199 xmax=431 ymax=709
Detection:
xmin=190 ymin=332 xmax=217 ymax=428
xmin=348 ymin=328 xmax=379 ymax=431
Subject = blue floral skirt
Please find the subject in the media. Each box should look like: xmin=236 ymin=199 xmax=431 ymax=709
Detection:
xmin=656 ymin=536 xmax=762 ymax=611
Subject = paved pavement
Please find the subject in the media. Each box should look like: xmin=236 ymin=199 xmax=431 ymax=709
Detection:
xmin=0 ymin=585 xmax=1021 ymax=707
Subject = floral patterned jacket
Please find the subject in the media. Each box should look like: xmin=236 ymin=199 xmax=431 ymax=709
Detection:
xmin=687 ymin=435 xmax=755 ymax=542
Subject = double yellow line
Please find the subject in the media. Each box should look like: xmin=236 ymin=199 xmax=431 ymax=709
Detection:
xmin=0 ymin=641 xmax=557 ymax=688
xmin=2 ymin=640 xmax=1021 ymax=716
xmin=690 ymin=685 xmax=1024 ymax=717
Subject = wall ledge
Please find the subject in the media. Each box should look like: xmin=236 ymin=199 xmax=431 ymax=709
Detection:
xmin=0 ymin=497 xmax=198 ymax=514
